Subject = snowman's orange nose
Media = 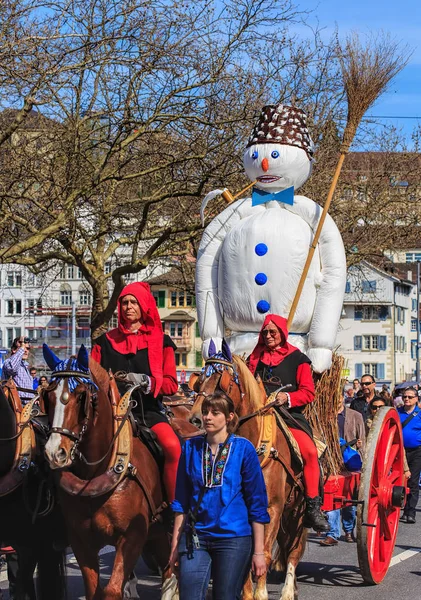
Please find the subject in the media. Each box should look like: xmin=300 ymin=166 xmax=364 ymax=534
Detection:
xmin=261 ymin=158 xmax=269 ymax=172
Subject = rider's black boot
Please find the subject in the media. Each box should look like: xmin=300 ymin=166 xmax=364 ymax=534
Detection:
xmin=304 ymin=496 xmax=330 ymax=532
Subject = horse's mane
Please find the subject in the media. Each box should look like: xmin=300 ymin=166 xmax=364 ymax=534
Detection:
xmin=232 ymin=354 xmax=265 ymax=410
xmin=89 ymin=358 xmax=110 ymax=397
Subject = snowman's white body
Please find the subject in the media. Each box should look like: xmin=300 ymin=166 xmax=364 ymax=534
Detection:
xmin=196 ymin=142 xmax=347 ymax=373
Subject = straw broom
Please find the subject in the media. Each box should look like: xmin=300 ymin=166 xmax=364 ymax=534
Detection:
xmin=287 ymin=32 xmax=410 ymax=329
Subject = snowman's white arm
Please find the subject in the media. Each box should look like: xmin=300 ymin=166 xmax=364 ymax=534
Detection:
xmin=288 ymin=195 xmax=346 ymax=351
xmin=196 ymin=197 xmax=255 ymax=343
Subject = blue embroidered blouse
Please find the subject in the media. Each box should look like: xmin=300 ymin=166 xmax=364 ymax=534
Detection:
xmin=172 ymin=434 xmax=270 ymax=539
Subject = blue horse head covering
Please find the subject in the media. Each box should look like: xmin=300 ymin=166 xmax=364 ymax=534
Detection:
xmin=42 ymin=344 xmax=97 ymax=393
xmin=203 ymin=339 xmax=239 ymax=384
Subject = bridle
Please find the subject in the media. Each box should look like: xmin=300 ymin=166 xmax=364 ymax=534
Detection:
xmin=48 ymin=365 xmax=97 ymax=460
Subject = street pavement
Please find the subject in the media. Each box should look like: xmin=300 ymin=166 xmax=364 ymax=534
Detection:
xmin=1 ymin=504 xmax=420 ymax=599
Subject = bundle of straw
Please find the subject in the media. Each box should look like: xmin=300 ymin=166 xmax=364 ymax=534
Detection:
xmin=339 ymin=32 xmax=410 ymax=153
xmin=305 ymin=354 xmax=345 ymax=475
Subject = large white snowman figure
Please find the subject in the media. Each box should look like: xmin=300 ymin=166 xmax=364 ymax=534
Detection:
xmin=196 ymin=104 xmax=346 ymax=373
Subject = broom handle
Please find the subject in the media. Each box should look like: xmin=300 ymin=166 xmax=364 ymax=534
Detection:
xmin=287 ymin=152 xmax=346 ymax=329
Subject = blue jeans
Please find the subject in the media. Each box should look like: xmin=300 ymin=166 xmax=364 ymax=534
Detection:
xmin=178 ymin=532 xmax=252 ymax=600
xmin=325 ymin=506 xmax=356 ymax=539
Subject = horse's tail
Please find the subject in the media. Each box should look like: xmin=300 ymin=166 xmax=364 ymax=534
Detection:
xmin=37 ymin=545 xmax=67 ymax=600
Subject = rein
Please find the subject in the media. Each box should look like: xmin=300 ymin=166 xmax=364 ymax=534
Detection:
xmin=50 ymin=364 xmax=139 ymax=468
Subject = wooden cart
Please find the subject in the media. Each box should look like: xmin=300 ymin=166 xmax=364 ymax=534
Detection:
xmin=321 ymin=406 xmax=407 ymax=584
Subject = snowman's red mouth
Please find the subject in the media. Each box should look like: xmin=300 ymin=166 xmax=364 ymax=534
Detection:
xmin=257 ymin=176 xmax=280 ymax=183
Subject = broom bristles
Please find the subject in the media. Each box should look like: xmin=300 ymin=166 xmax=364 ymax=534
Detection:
xmin=338 ymin=32 xmax=411 ymax=152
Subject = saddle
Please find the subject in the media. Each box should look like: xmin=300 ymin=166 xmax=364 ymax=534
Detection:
xmin=129 ymin=415 xmax=164 ymax=468
xmin=0 ymin=382 xmax=36 ymax=497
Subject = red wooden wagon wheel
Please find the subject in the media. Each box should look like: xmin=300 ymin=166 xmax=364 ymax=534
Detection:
xmin=356 ymin=406 xmax=406 ymax=584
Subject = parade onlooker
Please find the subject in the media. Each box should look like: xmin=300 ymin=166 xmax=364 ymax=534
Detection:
xmin=320 ymin=399 xmax=365 ymax=546
xmin=2 ymin=337 xmax=34 ymax=404
xmin=350 ymin=374 xmax=382 ymax=422
xmin=37 ymin=376 xmax=49 ymax=392
xmin=352 ymin=378 xmax=362 ymax=396
xmin=398 ymin=387 xmax=421 ymax=524
xmin=170 ymin=393 xmax=269 ymax=600
xmin=29 ymin=367 xmax=39 ymax=390
xmin=343 ymin=384 xmax=355 ymax=406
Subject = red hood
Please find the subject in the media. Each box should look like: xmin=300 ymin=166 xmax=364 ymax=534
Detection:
xmin=106 ymin=282 xmax=164 ymax=397
xmin=248 ymin=314 xmax=298 ymax=374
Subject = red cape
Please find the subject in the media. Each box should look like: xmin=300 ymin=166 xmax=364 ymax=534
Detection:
xmin=105 ymin=282 xmax=163 ymax=397
xmin=248 ymin=314 xmax=298 ymax=375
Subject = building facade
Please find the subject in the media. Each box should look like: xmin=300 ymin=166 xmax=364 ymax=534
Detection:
xmin=336 ymin=261 xmax=417 ymax=384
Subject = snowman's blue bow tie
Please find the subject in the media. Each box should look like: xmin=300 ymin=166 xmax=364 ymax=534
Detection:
xmin=251 ymin=186 xmax=294 ymax=206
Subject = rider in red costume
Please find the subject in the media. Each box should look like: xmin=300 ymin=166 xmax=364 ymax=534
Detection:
xmin=248 ymin=314 xmax=329 ymax=532
xmin=91 ymin=282 xmax=181 ymax=502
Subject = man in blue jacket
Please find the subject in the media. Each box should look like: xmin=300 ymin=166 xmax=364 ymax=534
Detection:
xmin=398 ymin=387 xmax=421 ymax=523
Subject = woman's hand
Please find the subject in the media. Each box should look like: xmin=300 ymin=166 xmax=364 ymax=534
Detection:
xmin=169 ymin=546 xmax=179 ymax=577
xmin=275 ymin=392 xmax=289 ymax=406
xmin=355 ymin=439 xmax=363 ymax=449
xmin=404 ymin=469 xmax=411 ymax=479
xmin=251 ymin=553 xmax=267 ymax=578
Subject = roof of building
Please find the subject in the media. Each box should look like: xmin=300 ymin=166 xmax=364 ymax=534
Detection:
xmin=161 ymin=310 xmax=195 ymax=322
xmin=146 ymin=268 xmax=185 ymax=287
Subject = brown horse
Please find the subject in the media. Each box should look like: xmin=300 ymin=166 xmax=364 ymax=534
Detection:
xmin=0 ymin=381 xmax=68 ymax=600
xmin=41 ymin=344 xmax=179 ymax=600
xmin=189 ymin=348 xmax=307 ymax=600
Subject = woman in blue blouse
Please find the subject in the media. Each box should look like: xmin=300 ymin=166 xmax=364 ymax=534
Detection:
xmin=170 ymin=392 xmax=270 ymax=599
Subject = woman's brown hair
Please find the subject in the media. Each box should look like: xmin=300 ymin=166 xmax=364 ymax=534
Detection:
xmin=201 ymin=392 xmax=239 ymax=433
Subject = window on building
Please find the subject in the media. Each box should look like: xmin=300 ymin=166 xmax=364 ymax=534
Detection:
xmin=152 ymin=290 xmax=166 ymax=308
xmin=7 ymin=300 xmax=13 ymax=315
xmin=14 ymin=327 xmax=21 ymax=339
xmin=27 ymin=298 xmax=35 ymax=313
xmin=362 ymin=280 xmax=376 ymax=293
xmin=186 ymin=293 xmax=193 ymax=306
xmin=66 ymin=265 xmax=75 ymax=279
xmin=345 ymin=281 xmax=351 ymax=294
xmin=362 ymin=306 xmax=380 ymax=320
xmin=79 ymin=284 xmax=91 ymax=306
xmin=77 ymin=317 xmax=90 ymax=338
xmin=405 ymin=252 xmax=421 ymax=263
xmin=411 ymin=318 xmax=417 ymax=332
xmin=411 ymin=340 xmax=417 ymax=360
xmin=15 ymin=300 xmax=21 ymax=314
xmin=362 ymin=335 xmax=382 ymax=351
xmin=6 ymin=328 xmax=13 ymax=347
xmin=396 ymin=306 xmax=405 ymax=324
xmin=60 ymin=285 xmax=72 ymax=306
xmin=6 ymin=272 xmax=21 ymax=287
xmin=105 ymin=262 xmax=112 ymax=274
xmin=412 ymin=298 xmax=418 ymax=311
xmin=175 ymin=352 xmax=187 ymax=367
xmin=169 ymin=322 xmax=184 ymax=338
xmin=169 ymin=290 xmax=196 ymax=308
xmin=362 ymin=363 xmax=385 ymax=379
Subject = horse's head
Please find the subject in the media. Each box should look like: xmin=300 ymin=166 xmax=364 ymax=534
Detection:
xmin=189 ymin=339 xmax=241 ymax=428
xmin=43 ymin=344 xmax=97 ymax=470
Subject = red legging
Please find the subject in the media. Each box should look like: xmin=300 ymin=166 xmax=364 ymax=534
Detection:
xmin=151 ymin=422 xmax=181 ymax=502
xmin=290 ymin=428 xmax=320 ymax=498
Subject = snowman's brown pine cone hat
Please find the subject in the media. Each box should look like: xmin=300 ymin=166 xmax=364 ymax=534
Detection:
xmin=247 ymin=104 xmax=314 ymax=158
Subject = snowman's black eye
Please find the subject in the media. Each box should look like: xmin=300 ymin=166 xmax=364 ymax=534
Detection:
xmin=271 ymin=150 xmax=280 ymax=159
xmin=252 ymin=150 xmax=258 ymax=160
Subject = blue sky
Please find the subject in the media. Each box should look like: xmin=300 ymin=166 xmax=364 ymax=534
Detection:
xmin=301 ymin=0 xmax=421 ymax=145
